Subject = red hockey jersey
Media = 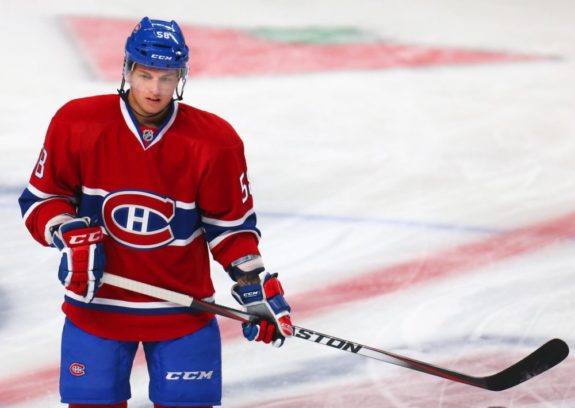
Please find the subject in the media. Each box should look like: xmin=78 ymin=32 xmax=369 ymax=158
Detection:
xmin=19 ymin=94 xmax=261 ymax=341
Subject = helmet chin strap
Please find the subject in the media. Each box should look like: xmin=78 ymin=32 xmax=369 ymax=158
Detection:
xmin=117 ymin=77 xmax=128 ymax=98
xmin=175 ymin=76 xmax=187 ymax=101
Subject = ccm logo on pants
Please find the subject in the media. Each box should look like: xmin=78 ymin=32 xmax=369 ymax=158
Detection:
xmin=165 ymin=371 xmax=214 ymax=380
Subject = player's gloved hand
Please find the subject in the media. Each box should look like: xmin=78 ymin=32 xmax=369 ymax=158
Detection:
xmin=51 ymin=217 xmax=106 ymax=303
xmin=232 ymin=272 xmax=293 ymax=347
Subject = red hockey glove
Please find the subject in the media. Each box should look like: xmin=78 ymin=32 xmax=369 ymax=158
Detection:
xmin=232 ymin=272 xmax=293 ymax=347
xmin=52 ymin=217 xmax=106 ymax=303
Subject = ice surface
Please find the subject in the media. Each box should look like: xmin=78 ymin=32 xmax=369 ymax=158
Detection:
xmin=1 ymin=1 xmax=574 ymax=407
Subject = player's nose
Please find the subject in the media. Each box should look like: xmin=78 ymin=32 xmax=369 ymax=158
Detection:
xmin=149 ymin=78 xmax=162 ymax=96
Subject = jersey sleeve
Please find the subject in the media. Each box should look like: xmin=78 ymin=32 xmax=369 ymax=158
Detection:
xmin=197 ymin=136 xmax=261 ymax=269
xmin=18 ymin=113 xmax=81 ymax=246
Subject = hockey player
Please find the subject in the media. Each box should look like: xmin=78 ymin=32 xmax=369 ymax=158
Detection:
xmin=18 ymin=17 xmax=292 ymax=408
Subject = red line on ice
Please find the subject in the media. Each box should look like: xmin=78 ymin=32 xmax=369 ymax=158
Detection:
xmin=219 ymin=210 xmax=575 ymax=337
xmin=62 ymin=16 xmax=541 ymax=80
xmin=2 ymin=211 xmax=575 ymax=404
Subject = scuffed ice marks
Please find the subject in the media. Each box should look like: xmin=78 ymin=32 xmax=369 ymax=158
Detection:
xmin=0 ymin=287 xmax=9 ymax=328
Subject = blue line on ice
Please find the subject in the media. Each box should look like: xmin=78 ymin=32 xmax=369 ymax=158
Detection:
xmin=0 ymin=184 xmax=501 ymax=235
xmin=259 ymin=210 xmax=501 ymax=235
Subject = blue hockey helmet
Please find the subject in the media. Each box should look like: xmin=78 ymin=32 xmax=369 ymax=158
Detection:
xmin=120 ymin=17 xmax=189 ymax=99
xmin=125 ymin=17 xmax=189 ymax=71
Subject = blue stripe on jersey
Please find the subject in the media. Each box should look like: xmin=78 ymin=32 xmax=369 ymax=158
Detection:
xmin=202 ymin=211 xmax=261 ymax=244
xmin=18 ymin=187 xmax=42 ymax=217
xmin=64 ymin=296 xmax=204 ymax=315
xmin=20 ymin=184 xmax=260 ymax=249
xmin=18 ymin=186 xmax=76 ymax=219
xmin=78 ymin=192 xmax=104 ymax=224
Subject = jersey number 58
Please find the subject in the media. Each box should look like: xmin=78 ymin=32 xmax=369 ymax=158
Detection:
xmin=239 ymin=172 xmax=251 ymax=204
xmin=34 ymin=147 xmax=48 ymax=179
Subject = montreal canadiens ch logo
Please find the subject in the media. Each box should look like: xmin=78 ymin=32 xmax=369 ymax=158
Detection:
xmin=102 ymin=191 xmax=176 ymax=249
xmin=70 ymin=363 xmax=86 ymax=376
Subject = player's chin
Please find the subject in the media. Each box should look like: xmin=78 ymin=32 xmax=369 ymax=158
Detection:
xmin=144 ymin=98 xmax=171 ymax=113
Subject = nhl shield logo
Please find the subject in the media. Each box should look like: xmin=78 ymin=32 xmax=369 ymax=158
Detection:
xmin=69 ymin=363 xmax=86 ymax=376
xmin=142 ymin=129 xmax=154 ymax=142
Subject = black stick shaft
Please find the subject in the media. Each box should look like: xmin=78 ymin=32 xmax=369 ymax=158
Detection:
xmin=101 ymin=272 xmax=569 ymax=391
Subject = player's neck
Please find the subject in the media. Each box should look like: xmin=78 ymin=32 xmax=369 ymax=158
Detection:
xmin=130 ymin=106 xmax=170 ymax=128
xmin=126 ymin=91 xmax=171 ymax=128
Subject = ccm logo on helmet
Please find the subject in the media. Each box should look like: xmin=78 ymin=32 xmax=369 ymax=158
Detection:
xmin=102 ymin=191 xmax=176 ymax=249
xmin=166 ymin=371 xmax=214 ymax=380
xmin=151 ymin=54 xmax=173 ymax=61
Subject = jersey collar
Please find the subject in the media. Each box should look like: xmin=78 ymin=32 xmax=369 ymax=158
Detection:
xmin=119 ymin=95 xmax=179 ymax=150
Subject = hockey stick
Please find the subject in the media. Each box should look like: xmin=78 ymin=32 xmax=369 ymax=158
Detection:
xmin=100 ymin=272 xmax=569 ymax=391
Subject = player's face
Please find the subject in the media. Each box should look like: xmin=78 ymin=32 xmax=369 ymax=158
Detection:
xmin=127 ymin=65 xmax=180 ymax=115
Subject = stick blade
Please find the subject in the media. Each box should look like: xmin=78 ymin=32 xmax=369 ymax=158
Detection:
xmin=484 ymin=338 xmax=569 ymax=391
